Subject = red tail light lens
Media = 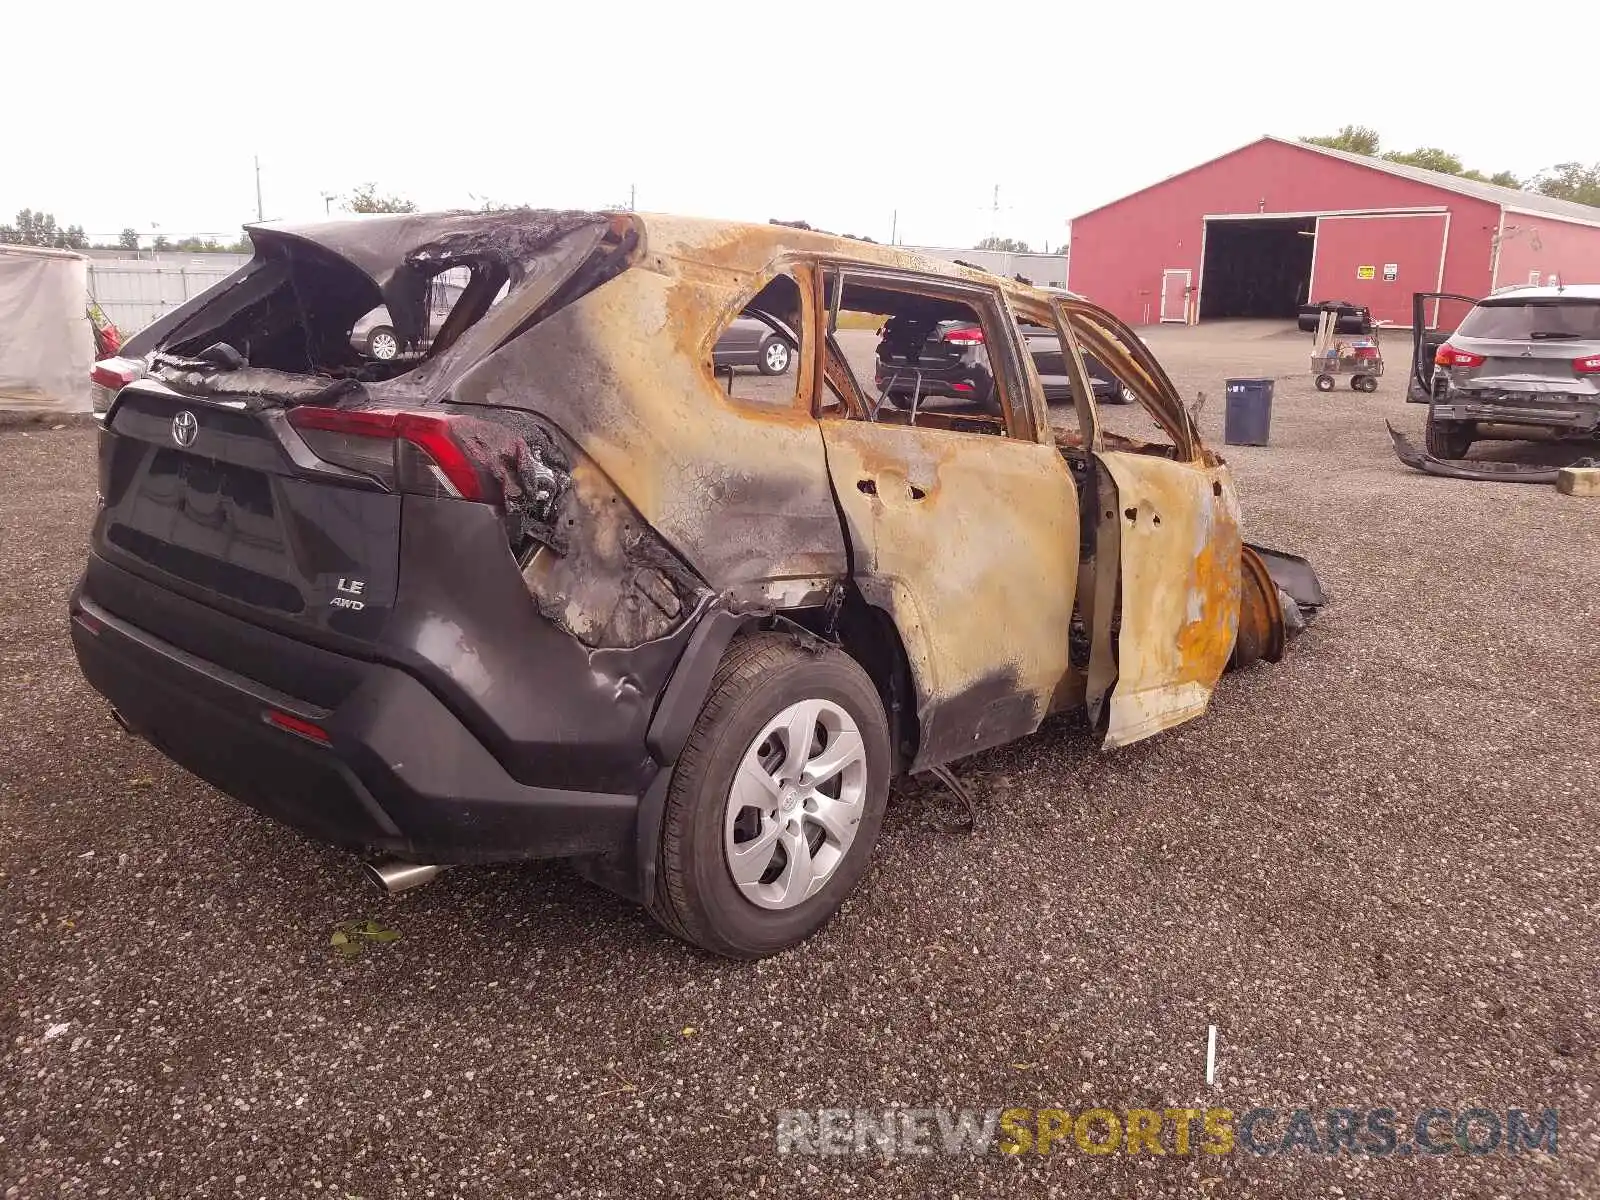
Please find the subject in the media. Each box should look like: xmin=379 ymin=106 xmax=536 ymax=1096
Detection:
xmin=90 ymin=359 xmax=143 ymax=390
xmin=1573 ymin=354 xmax=1600 ymax=375
xmin=1434 ymin=344 xmax=1485 ymax=369
xmin=263 ymin=709 xmax=331 ymax=744
xmin=90 ymin=356 xmax=146 ymax=413
xmin=942 ymin=325 xmax=985 ymax=345
xmin=287 ymin=407 xmax=486 ymax=500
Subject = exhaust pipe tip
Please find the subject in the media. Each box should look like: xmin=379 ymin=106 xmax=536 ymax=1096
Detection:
xmin=362 ymin=858 xmax=444 ymax=894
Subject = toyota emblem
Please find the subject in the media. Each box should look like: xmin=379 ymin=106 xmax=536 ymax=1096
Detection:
xmin=171 ymin=410 xmax=198 ymax=448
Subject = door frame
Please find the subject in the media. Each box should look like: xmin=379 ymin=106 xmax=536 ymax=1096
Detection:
xmin=1159 ymin=269 xmax=1191 ymax=323
xmin=1053 ymin=298 xmax=1242 ymax=746
xmin=811 ymin=264 xmax=1081 ymax=768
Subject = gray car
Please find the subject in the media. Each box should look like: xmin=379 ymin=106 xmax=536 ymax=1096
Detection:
xmin=350 ymin=271 xmax=469 ymax=360
xmin=711 ymin=314 xmax=793 ymax=375
xmin=1425 ymin=284 xmax=1600 ymax=459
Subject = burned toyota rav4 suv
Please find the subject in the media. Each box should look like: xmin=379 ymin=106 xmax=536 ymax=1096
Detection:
xmin=72 ymin=210 xmax=1321 ymax=957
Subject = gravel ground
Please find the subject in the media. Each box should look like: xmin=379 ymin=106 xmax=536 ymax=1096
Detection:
xmin=3 ymin=323 xmax=1598 ymax=1198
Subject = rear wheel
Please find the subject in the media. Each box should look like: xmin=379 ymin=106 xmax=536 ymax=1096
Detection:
xmin=650 ymin=634 xmax=890 ymax=958
xmin=367 ymin=327 xmax=400 ymax=361
xmin=758 ymin=337 xmax=792 ymax=376
xmin=1425 ymin=413 xmax=1474 ymax=459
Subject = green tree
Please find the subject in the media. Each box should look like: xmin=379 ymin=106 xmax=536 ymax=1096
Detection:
xmin=1303 ymin=128 xmax=1523 ymax=188
xmin=974 ymin=235 xmax=1031 ymax=253
xmin=1531 ymin=162 xmax=1600 ymax=208
xmin=1301 ymin=125 xmax=1381 ymax=155
xmin=118 ymin=227 xmax=140 ymax=249
xmin=0 ymin=208 xmax=88 ymax=249
xmin=151 ymin=234 xmax=170 ymax=252
xmin=345 ymin=184 xmax=418 ymax=214
xmin=1382 ymin=147 xmax=1464 ymax=175
xmin=173 ymin=236 xmax=232 ymax=252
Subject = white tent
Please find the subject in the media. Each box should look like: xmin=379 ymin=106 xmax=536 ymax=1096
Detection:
xmin=0 ymin=244 xmax=92 ymax=413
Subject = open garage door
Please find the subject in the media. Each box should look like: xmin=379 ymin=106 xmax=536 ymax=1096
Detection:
xmin=1198 ymin=216 xmax=1315 ymax=321
xmin=1308 ymin=213 xmax=1448 ymax=327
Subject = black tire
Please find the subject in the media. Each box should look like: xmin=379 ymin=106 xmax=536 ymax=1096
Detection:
xmin=649 ymin=633 xmax=891 ymax=958
xmin=1114 ymin=384 xmax=1137 ymax=405
xmin=1315 ymin=374 xmax=1335 ymax=392
xmin=1350 ymin=375 xmax=1364 ymax=391
xmin=366 ymin=326 xmax=400 ymax=361
xmin=1360 ymin=375 xmax=1379 ymax=393
xmin=757 ymin=336 xmax=792 ymax=376
xmin=1425 ymin=413 xmax=1474 ymax=459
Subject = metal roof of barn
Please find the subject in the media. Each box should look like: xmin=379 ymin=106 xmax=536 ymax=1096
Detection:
xmin=1073 ymin=136 xmax=1600 ymax=227
xmin=1269 ymin=136 xmax=1600 ymax=226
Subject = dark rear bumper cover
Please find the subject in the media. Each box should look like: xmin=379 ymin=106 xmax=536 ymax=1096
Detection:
xmin=69 ymin=593 xmax=640 ymax=864
xmin=1385 ymin=422 xmax=1562 ymax=484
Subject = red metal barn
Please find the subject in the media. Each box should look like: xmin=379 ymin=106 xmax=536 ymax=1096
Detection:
xmin=1067 ymin=136 xmax=1600 ymax=329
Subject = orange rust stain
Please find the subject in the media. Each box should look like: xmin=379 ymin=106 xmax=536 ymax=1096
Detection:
xmin=1174 ymin=520 xmax=1242 ymax=682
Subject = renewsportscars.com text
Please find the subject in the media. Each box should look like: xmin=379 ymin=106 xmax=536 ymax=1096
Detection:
xmin=775 ymin=1106 xmax=1559 ymax=1158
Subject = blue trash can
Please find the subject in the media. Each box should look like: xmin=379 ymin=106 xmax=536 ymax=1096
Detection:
xmin=1224 ymin=378 xmax=1274 ymax=446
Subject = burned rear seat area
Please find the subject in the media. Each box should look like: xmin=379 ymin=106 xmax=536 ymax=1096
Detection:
xmin=146 ymin=209 xmax=618 ymax=407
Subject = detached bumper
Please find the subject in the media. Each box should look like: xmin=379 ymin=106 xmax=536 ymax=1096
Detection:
xmin=69 ymin=592 xmax=641 ymax=864
xmin=1385 ymin=423 xmax=1563 ymax=484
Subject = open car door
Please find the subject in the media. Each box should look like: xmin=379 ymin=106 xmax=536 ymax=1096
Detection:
xmin=1410 ymin=291 xmax=1480 ymax=402
xmin=1054 ymin=298 xmax=1243 ymax=749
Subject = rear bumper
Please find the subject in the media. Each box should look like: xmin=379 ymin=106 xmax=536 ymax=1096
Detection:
xmin=1431 ymin=397 xmax=1600 ymax=433
xmin=69 ymin=589 xmax=642 ymax=864
xmin=875 ymin=369 xmax=993 ymax=405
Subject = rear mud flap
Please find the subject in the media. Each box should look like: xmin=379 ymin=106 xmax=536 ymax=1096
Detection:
xmin=1386 ymin=422 xmax=1562 ymax=484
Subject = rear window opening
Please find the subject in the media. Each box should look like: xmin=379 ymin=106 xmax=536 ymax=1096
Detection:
xmin=1459 ymin=298 xmax=1600 ymax=340
xmin=147 ymin=211 xmax=631 ymax=401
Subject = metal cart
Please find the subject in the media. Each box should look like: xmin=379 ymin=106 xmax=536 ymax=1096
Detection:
xmin=1311 ymin=309 xmax=1385 ymax=392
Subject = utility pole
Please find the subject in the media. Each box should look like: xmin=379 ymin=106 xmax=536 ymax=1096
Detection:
xmin=254 ymin=156 xmax=264 ymax=222
xmin=890 ymin=209 xmax=898 ymax=245
xmin=629 ymin=183 xmax=636 ymax=212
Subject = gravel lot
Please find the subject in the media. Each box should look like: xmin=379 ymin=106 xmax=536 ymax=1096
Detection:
xmin=4 ymin=322 xmax=1598 ymax=1198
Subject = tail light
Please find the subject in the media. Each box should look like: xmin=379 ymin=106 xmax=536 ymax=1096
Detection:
xmin=287 ymin=407 xmax=488 ymax=500
xmin=89 ymin=356 xmax=145 ymax=413
xmin=1435 ymin=344 xmax=1485 ymax=369
xmin=1573 ymin=354 xmax=1600 ymax=375
xmin=263 ymin=709 xmax=331 ymax=745
xmin=942 ymin=326 xmax=985 ymax=346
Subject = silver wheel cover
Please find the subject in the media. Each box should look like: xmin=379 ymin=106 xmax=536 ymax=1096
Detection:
xmin=723 ymin=699 xmax=867 ymax=910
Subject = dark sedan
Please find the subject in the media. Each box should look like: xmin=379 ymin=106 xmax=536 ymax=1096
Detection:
xmin=712 ymin=315 xmax=793 ymax=375
xmin=874 ymin=319 xmax=1133 ymax=411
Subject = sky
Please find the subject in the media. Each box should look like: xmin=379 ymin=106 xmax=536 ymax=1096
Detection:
xmin=5 ymin=0 xmax=1593 ymax=252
